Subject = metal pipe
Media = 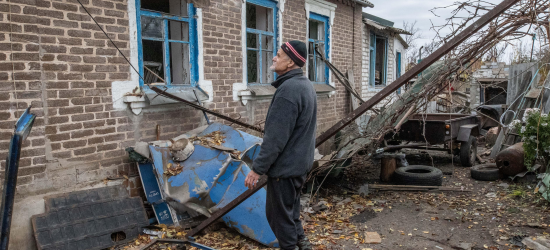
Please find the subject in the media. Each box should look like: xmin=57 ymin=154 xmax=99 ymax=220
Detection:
xmin=0 ymin=107 xmax=35 ymax=250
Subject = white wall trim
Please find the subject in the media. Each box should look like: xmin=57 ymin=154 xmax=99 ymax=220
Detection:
xmin=196 ymin=8 xmax=214 ymax=102
xmin=304 ymin=0 xmax=336 ymax=89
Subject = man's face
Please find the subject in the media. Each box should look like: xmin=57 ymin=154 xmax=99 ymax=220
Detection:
xmin=270 ymin=48 xmax=294 ymax=75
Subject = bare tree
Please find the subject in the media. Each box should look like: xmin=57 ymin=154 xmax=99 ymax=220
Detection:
xmin=484 ymin=42 xmax=508 ymax=62
xmin=402 ymin=20 xmax=422 ymax=64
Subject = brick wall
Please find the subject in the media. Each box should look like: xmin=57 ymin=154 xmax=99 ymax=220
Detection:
xmin=0 ymin=0 xmax=364 ymax=247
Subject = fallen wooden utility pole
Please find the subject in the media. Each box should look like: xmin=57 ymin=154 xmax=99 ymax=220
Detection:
xmin=368 ymin=184 xmax=471 ymax=192
xmin=186 ymin=0 xmax=520 ymax=238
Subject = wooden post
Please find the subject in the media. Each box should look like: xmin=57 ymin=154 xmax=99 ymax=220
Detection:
xmin=380 ymin=156 xmax=396 ymax=182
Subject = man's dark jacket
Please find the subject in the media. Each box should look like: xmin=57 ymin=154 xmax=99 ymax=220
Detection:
xmin=252 ymin=68 xmax=317 ymax=178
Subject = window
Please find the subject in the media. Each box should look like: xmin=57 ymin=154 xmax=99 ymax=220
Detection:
xmin=369 ymin=32 xmax=388 ymax=86
xmin=307 ymin=13 xmax=329 ymax=84
xmin=396 ymin=51 xmax=401 ymax=94
xmin=137 ymin=0 xmax=198 ymax=86
xmin=245 ymin=0 xmax=278 ymax=84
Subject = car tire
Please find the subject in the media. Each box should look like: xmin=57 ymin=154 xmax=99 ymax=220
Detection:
xmin=460 ymin=136 xmax=477 ymax=167
xmin=393 ymin=165 xmax=443 ymax=186
xmin=471 ymin=163 xmax=501 ymax=181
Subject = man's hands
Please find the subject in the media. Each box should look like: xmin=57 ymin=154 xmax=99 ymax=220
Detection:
xmin=244 ymin=170 xmax=260 ymax=189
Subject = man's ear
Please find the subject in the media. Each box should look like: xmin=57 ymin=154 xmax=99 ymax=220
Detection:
xmin=287 ymin=58 xmax=295 ymax=69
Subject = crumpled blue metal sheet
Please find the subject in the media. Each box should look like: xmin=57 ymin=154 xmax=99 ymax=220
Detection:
xmin=147 ymin=123 xmax=278 ymax=247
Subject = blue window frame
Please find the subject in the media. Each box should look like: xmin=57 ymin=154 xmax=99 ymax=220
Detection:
xmin=369 ymin=32 xmax=388 ymax=87
xmin=307 ymin=12 xmax=330 ymax=84
xmin=136 ymin=0 xmax=199 ymax=87
xmin=396 ymin=51 xmax=401 ymax=94
xmin=246 ymin=0 xmax=278 ymax=84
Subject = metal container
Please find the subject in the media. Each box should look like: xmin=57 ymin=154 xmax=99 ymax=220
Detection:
xmin=495 ymin=142 xmax=526 ymax=176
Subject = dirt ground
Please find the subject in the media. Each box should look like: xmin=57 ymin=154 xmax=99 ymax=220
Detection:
xmin=127 ymin=146 xmax=550 ymax=250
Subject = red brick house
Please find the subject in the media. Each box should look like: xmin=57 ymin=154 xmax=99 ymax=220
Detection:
xmin=0 ymin=0 xmax=372 ymax=247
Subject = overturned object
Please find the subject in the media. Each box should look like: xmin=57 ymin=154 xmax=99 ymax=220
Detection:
xmin=148 ymin=123 xmax=278 ymax=247
xmin=495 ymin=142 xmax=526 ymax=176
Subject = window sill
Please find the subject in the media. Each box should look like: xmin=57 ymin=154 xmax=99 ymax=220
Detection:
xmin=122 ymin=84 xmax=211 ymax=115
xmin=236 ymin=83 xmax=336 ymax=105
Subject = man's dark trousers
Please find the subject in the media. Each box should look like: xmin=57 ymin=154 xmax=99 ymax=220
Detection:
xmin=266 ymin=174 xmax=306 ymax=250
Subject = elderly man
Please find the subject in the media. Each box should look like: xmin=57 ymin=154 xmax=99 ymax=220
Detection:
xmin=244 ymin=40 xmax=316 ymax=250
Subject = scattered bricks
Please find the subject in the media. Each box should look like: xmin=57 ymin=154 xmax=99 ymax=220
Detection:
xmin=71 ymin=129 xmax=94 ymax=139
xmin=58 ymin=123 xmax=82 ymax=132
xmin=83 ymin=120 xmax=105 ymax=128
xmin=84 ymin=73 xmax=106 ymax=80
xmin=19 ymin=166 xmax=46 ymax=176
xmin=73 ymin=146 xmax=96 ymax=156
xmin=95 ymin=65 xmax=117 ymax=72
xmin=71 ymin=113 xmax=94 ymax=122
xmin=67 ymin=29 xmax=91 ymax=38
xmin=57 ymin=37 xmax=81 ymax=46
xmin=69 ymin=47 xmax=93 ymax=54
xmin=57 ymin=55 xmax=82 ymax=63
xmin=83 ymin=56 xmax=106 ymax=63
xmin=95 ymin=127 xmax=115 ymax=135
xmin=96 ymin=48 xmax=117 ymax=56
xmin=84 ymin=39 xmax=105 ymax=47
xmin=48 ymin=116 xmax=69 ymax=125
xmin=59 ymin=106 xmax=83 ymax=115
xmin=88 ymin=137 xmax=104 ymax=145
xmin=47 ymin=133 xmax=70 ymax=142
xmin=47 ymin=99 xmax=70 ymax=108
xmin=62 ymin=139 xmax=87 ymax=148
xmin=57 ymin=72 xmax=82 ymax=80
xmin=53 ymin=20 xmax=79 ymax=28
xmin=67 ymin=13 xmax=91 ymax=22
xmin=97 ymin=143 xmax=117 ymax=152
xmin=70 ymin=65 xmax=94 ymax=72
xmin=52 ymin=2 xmax=78 ymax=12
xmin=70 ymin=82 xmax=94 ymax=88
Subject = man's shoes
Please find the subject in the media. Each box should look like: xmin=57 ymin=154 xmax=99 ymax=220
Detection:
xmin=297 ymin=236 xmax=312 ymax=250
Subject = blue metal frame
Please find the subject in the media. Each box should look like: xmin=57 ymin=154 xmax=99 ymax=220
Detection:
xmin=136 ymin=0 xmax=199 ymax=87
xmin=396 ymin=52 xmax=401 ymax=94
xmin=246 ymin=0 xmax=278 ymax=85
xmin=308 ymin=12 xmax=330 ymax=85
xmin=369 ymin=32 xmax=388 ymax=87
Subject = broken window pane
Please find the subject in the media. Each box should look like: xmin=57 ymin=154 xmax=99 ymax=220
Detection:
xmin=141 ymin=0 xmax=188 ymax=16
xmin=142 ymin=40 xmax=165 ymax=84
xmin=141 ymin=16 xmax=163 ymax=39
xmin=246 ymin=3 xmax=273 ymax=32
xmin=169 ymin=21 xmax=189 ymax=41
xmin=170 ymin=43 xmax=190 ymax=85
xmin=247 ymin=50 xmax=258 ymax=83
xmin=315 ymin=43 xmax=325 ymax=83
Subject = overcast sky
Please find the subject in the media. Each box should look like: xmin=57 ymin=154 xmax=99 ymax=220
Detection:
xmin=362 ymin=0 xmax=536 ymax=63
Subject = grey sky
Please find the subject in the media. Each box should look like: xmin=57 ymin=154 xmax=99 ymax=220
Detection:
xmin=362 ymin=0 xmax=534 ymax=63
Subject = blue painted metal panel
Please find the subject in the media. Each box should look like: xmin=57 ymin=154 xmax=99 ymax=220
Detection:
xmin=138 ymin=163 xmax=178 ymax=225
xmin=146 ymin=123 xmax=277 ymax=247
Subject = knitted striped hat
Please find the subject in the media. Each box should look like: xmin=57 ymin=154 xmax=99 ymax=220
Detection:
xmin=281 ymin=40 xmax=307 ymax=67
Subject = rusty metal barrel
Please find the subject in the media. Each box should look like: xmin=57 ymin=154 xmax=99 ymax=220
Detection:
xmin=495 ymin=142 xmax=526 ymax=176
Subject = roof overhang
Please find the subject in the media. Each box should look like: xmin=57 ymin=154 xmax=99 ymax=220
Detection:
xmin=355 ymin=0 xmax=374 ymax=7
xmin=363 ymin=19 xmax=412 ymax=35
